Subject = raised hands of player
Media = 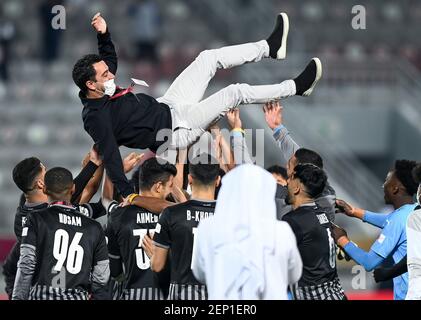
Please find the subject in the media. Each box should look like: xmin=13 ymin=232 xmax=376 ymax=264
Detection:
xmin=91 ymin=12 xmax=107 ymax=34
xmin=81 ymin=152 xmax=90 ymax=168
xmin=227 ymin=108 xmax=242 ymax=130
xmin=123 ymin=152 xmax=144 ymax=174
xmin=335 ymin=199 xmax=364 ymax=219
xmin=142 ymin=233 xmax=155 ymax=259
xmin=89 ymin=145 xmax=102 ymax=166
xmin=263 ymin=100 xmax=283 ymax=130
xmin=330 ymin=223 xmax=349 ymax=248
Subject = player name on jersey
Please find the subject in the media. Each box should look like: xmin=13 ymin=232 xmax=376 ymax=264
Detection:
xmin=186 ymin=210 xmax=214 ymax=222
xmin=58 ymin=213 xmax=82 ymax=227
xmin=136 ymin=212 xmax=159 ymax=224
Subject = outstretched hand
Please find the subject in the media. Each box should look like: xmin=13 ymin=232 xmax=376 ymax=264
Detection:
xmin=91 ymin=12 xmax=107 ymax=34
xmin=263 ymin=100 xmax=283 ymax=130
xmin=123 ymin=152 xmax=144 ymax=174
xmin=335 ymin=199 xmax=363 ymax=219
xmin=227 ymin=108 xmax=242 ymax=130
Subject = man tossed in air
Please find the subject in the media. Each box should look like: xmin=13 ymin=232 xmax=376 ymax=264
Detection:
xmin=72 ymin=12 xmax=322 ymax=200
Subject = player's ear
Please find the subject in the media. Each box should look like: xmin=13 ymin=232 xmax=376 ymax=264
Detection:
xmin=294 ymin=183 xmax=301 ymax=195
xmin=188 ymin=174 xmax=193 ymax=186
xmin=85 ymin=79 xmax=97 ymax=91
xmin=36 ymin=178 xmax=45 ymax=190
xmin=70 ymin=183 xmax=76 ymax=196
xmin=155 ymin=181 xmax=163 ymax=194
xmin=215 ymin=176 xmax=221 ymax=188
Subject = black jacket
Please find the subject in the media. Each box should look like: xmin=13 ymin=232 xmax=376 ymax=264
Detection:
xmin=80 ymin=31 xmax=172 ymax=197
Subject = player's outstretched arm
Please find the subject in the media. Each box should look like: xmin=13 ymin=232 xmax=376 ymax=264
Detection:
xmin=335 ymin=199 xmax=389 ymax=228
xmin=92 ymin=12 xmax=118 ymax=75
xmin=332 ymin=223 xmax=384 ymax=272
xmin=263 ymin=101 xmax=300 ymax=168
xmin=71 ymin=146 xmax=101 ymax=204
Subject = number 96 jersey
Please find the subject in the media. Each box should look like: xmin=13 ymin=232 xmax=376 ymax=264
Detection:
xmin=19 ymin=204 xmax=109 ymax=300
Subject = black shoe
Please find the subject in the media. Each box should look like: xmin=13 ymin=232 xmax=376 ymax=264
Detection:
xmin=293 ymin=57 xmax=322 ymax=96
xmin=266 ymin=12 xmax=289 ymax=59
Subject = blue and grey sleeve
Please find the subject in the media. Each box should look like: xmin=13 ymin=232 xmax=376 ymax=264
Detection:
xmin=273 ymin=125 xmax=300 ymax=168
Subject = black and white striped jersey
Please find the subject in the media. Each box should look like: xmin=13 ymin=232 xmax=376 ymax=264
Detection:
xmin=106 ymin=202 xmax=165 ymax=300
xmin=282 ymin=203 xmax=346 ymax=300
xmin=153 ymin=199 xmax=215 ymax=300
xmin=13 ymin=203 xmax=109 ymax=300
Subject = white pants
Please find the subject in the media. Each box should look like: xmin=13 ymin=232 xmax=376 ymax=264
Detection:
xmin=157 ymin=40 xmax=296 ymax=149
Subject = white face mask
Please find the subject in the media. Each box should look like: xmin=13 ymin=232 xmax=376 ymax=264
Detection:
xmin=103 ymin=78 xmax=116 ymax=96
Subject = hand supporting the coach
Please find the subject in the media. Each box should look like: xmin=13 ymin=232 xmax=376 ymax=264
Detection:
xmin=263 ymin=100 xmax=283 ymax=130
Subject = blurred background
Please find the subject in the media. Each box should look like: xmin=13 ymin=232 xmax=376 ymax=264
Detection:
xmin=1 ymin=0 xmax=421 ymax=299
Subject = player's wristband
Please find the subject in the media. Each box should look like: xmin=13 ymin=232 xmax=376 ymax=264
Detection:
xmin=127 ymin=193 xmax=139 ymax=204
xmin=231 ymin=128 xmax=245 ymax=135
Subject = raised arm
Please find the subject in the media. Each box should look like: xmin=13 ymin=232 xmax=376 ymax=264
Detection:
xmin=92 ymin=13 xmax=118 ymax=75
xmin=71 ymin=146 xmax=101 ymax=203
xmin=226 ymin=109 xmax=253 ymax=166
xmin=263 ymin=101 xmax=300 ymax=168
xmin=209 ymin=124 xmax=236 ymax=172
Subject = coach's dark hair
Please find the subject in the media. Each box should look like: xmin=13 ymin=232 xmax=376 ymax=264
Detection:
xmin=412 ymin=163 xmax=421 ymax=185
xmin=44 ymin=167 xmax=74 ymax=197
xmin=394 ymin=160 xmax=418 ymax=196
xmin=266 ymin=165 xmax=288 ymax=180
xmin=72 ymin=54 xmax=102 ymax=95
xmin=295 ymin=148 xmax=324 ymax=169
xmin=189 ymin=154 xmax=220 ymax=187
xmin=12 ymin=157 xmax=43 ymax=193
xmin=293 ymin=163 xmax=327 ymax=198
xmin=139 ymin=158 xmax=177 ymax=192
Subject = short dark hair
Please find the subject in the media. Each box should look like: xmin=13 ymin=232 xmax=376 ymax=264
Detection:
xmin=72 ymin=54 xmax=102 ymax=95
xmin=266 ymin=165 xmax=288 ymax=180
xmin=295 ymin=148 xmax=324 ymax=169
xmin=12 ymin=157 xmax=42 ymax=193
xmin=44 ymin=167 xmax=74 ymax=196
xmin=394 ymin=160 xmax=418 ymax=196
xmin=293 ymin=163 xmax=327 ymax=198
xmin=139 ymin=158 xmax=177 ymax=192
xmin=189 ymin=154 xmax=220 ymax=187
xmin=412 ymin=163 xmax=421 ymax=185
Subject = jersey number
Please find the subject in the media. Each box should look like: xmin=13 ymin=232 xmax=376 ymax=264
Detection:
xmin=326 ymin=228 xmax=336 ymax=269
xmin=133 ymin=229 xmax=150 ymax=270
xmin=53 ymin=229 xmax=84 ymax=274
